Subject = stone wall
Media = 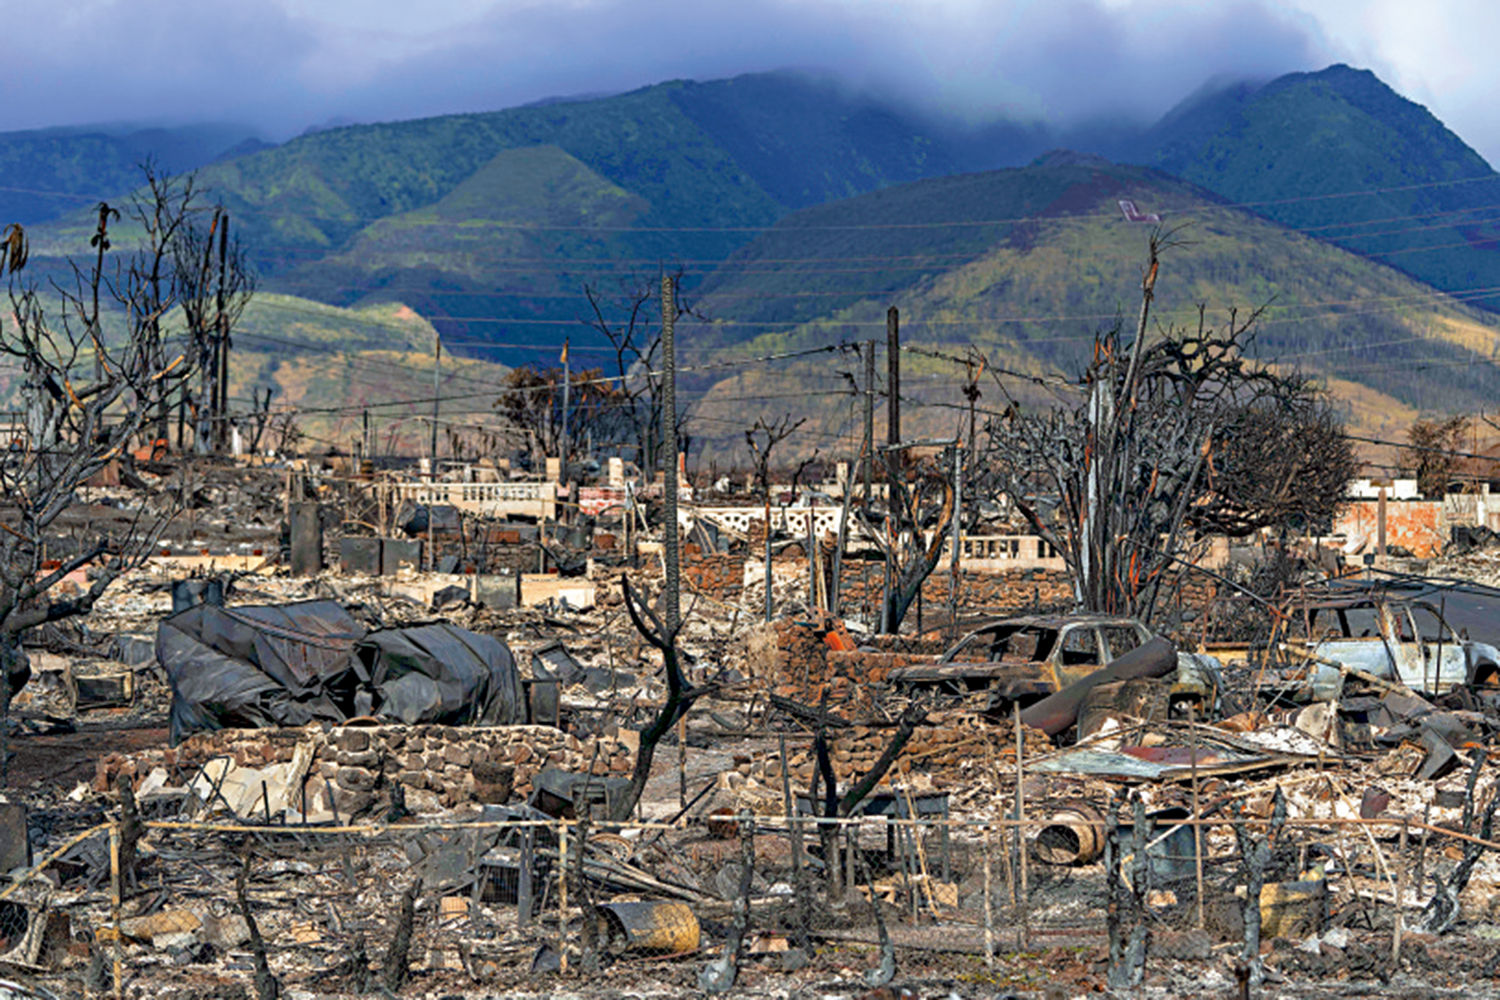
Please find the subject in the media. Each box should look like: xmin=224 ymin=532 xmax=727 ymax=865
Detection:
xmin=730 ymin=619 xmax=946 ymax=718
xmin=919 ymin=569 xmax=1075 ymax=614
xmin=96 ymin=724 xmax=633 ymax=816
xmin=682 ymin=551 xmax=746 ymax=601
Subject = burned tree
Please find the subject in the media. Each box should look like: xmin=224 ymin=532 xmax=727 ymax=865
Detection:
xmin=0 ymin=171 xmax=229 ymax=781
xmin=1402 ymin=414 xmax=1471 ymax=498
xmin=493 ymin=364 xmax=626 ymax=465
xmin=982 ymin=234 xmax=1353 ymax=622
xmin=582 ymin=271 xmax=695 ymax=475
xmin=745 ymin=414 xmax=805 ymax=622
xmin=171 ymin=193 xmax=254 ymax=454
xmin=857 ymin=446 xmax=956 ymax=634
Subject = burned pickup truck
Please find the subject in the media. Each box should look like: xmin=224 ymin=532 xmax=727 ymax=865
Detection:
xmin=1278 ymin=595 xmax=1500 ymax=700
xmin=887 ymin=614 xmax=1220 ymax=709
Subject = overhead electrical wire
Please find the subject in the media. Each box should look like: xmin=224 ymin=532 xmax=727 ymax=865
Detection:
xmin=14 ymin=165 xmax=1500 ymax=240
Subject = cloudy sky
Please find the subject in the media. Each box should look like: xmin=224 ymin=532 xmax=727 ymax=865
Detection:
xmin=3 ymin=0 xmax=1496 ymax=163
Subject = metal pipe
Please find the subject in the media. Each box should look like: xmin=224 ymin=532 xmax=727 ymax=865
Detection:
xmin=1019 ymin=637 xmax=1177 ymax=736
xmin=1034 ymin=802 xmax=1107 ymax=865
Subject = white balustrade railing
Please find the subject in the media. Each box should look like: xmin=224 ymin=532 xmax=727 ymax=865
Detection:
xmin=390 ymin=480 xmax=556 ymax=519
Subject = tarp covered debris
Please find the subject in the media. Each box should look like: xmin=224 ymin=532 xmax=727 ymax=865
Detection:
xmin=159 ymin=599 xmax=524 ymax=743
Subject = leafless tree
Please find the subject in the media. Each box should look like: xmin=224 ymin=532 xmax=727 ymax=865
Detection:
xmin=981 ymin=233 xmax=1354 ymax=622
xmin=119 ymin=167 xmax=197 ymax=443
xmin=745 ymin=415 xmax=805 ymax=622
xmin=611 ymin=574 xmax=708 ymax=821
xmin=582 ymin=270 xmax=695 ymax=475
xmin=857 ymin=448 xmax=956 ymax=633
xmin=0 ymin=171 xmax=230 ymax=781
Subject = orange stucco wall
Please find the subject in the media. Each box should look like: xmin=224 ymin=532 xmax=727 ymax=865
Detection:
xmin=1334 ymin=500 xmax=1444 ymax=558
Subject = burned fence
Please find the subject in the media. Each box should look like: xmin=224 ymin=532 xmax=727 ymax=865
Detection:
xmin=7 ymin=762 xmax=1500 ymax=998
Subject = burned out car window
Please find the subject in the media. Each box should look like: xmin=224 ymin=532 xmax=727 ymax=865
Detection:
xmin=939 ymin=632 xmax=985 ymax=662
xmin=1410 ymin=605 xmax=1456 ymax=643
xmin=988 ymin=627 xmax=1056 ymax=662
xmin=1060 ymin=627 xmax=1102 ymax=666
xmin=1101 ymin=626 xmax=1143 ymax=659
xmin=1339 ymin=607 xmax=1380 ymax=638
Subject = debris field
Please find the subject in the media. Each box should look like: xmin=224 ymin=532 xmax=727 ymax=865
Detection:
xmin=9 ymin=455 xmax=1500 ymax=1000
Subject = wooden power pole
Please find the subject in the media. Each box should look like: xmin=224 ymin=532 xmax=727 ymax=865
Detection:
xmin=215 ymin=213 xmax=229 ymax=453
xmin=661 ymin=275 xmax=680 ymax=637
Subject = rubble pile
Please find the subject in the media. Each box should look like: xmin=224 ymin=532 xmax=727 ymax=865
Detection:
xmin=734 ymin=712 xmax=1050 ymax=788
xmin=22 ymin=458 xmax=1500 ymax=998
xmin=92 ymin=724 xmax=636 ymax=815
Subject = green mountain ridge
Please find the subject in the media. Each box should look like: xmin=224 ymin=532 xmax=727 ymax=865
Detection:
xmin=20 ymin=71 xmax=1039 ymax=367
xmin=14 ymin=63 xmax=1500 ymax=450
xmin=1135 ymin=64 xmax=1500 ymax=310
xmin=0 ymin=122 xmax=266 ymax=225
xmin=678 ymin=158 xmax=1500 ymax=459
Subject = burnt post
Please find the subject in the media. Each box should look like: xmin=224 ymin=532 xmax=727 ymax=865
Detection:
xmin=886 ymin=307 xmax=899 ymax=452
xmin=1378 ymin=484 xmax=1388 ymax=560
xmin=1234 ymin=814 xmax=1270 ymax=987
xmin=289 ymin=502 xmax=323 ymax=576
xmin=661 ymin=275 xmax=679 ymax=636
xmin=883 ymin=310 xmax=899 ymax=631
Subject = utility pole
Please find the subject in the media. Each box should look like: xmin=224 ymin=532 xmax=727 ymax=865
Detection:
xmin=661 ymin=275 xmax=680 ymax=638
xmin=882 ymin=307 xmax=900 ymax=634
xmin=215 ymin=213 xmax=229 ymax=454
xmin=430 ymin=331 xmax=441 ymax=475
xmin=862 ymin=341 xmax=875 ymax=502
xmin=886 ymin=306 xmax=900 ymax=453
xmin=560 ymin=339 xmax=571 ymax=479
xmin=948 ymin=443 xmax=963 ymax=640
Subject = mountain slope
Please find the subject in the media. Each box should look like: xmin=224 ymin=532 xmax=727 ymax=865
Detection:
xmin=1132 ymin=64 xmax=1500 ymax=310
xmin=274 ymin=145 xmax=654 ymax=361
xmin=227 ymin=294 xmax=510 ymax=452
xmin=680 ymin=157 xmax=1500 ymax=459
xmin=27 ymin=73 xmax=1006 ymax=365
xmin=0 ymin=123 xmax=267 ymax=225
xmin=21 ymin=62 xmax=1500 ymax=394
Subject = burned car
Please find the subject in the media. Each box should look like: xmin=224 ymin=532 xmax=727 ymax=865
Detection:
xmin=888 ymin=614 xmax=1220 ymax=707
xmin=1281 ymin=596 xmax=1500 ymax=700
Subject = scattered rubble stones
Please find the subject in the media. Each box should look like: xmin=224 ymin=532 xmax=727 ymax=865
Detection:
xmin=725 ymin=710 xmax=1050 ymax=788
xmin=94 ymin=724 xmax=634 ymax=810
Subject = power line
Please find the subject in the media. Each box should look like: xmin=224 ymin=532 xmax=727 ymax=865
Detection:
xmin=16 ymin=166 xmax=1500 ymax=239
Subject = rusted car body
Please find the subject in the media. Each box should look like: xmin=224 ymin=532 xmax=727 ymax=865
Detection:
xmin=1286 ymin=596 xmax=1500 ymax=700
xmin=888 ymin=614 xmax=1219 ymax=704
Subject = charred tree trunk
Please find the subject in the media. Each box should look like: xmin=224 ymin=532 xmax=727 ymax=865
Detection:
xmin=381 ymin=879 xmax=423 ymax=993
xmin=609 ymin=575 xmax=705 ymax=821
